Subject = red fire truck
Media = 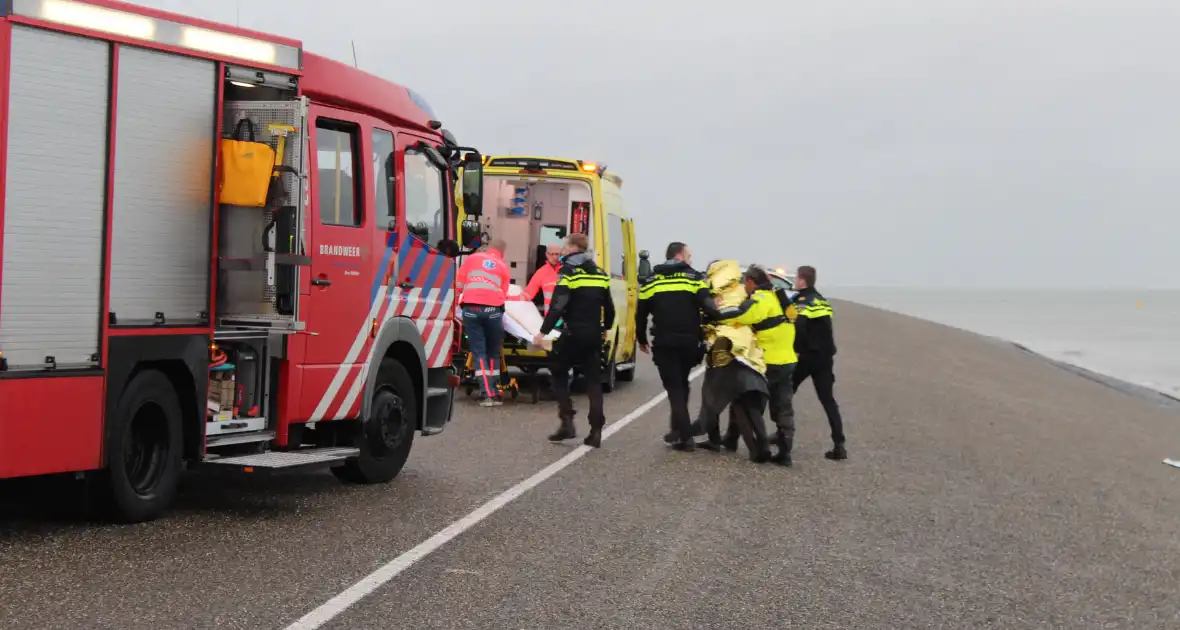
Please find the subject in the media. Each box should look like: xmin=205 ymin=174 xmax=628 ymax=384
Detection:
xmin=0 ymin=0 xmax=485 ymax=522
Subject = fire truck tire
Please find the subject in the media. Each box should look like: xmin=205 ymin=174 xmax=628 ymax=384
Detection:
xmin=332 ymin=358 xmax=416 ymax=485
xmin=97 ymin=369 xmax=183 ymax=523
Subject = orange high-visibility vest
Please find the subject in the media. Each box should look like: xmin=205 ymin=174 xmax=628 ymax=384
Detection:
xmin=523 ymin=262 xmax=560 ymax=313
xmin=457 ymin=250 xmax=510 ymax=307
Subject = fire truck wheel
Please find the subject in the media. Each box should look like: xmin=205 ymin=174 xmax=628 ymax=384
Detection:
xmin=98 ymin=369 xmax=183 ymax=523
xmin=333 ymin=358 xmax=416 ymax=484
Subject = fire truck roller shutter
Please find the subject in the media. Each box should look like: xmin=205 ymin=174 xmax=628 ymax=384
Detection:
xmin=108 ymin=47 xmax=216 ymax=326
xmin=0 ymin=27 xmax=109 ymax=369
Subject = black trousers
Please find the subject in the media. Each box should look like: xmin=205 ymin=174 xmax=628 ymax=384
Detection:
xmin=792 ymin=356 xmax=845 ymax=444
xmin=653 ymin=344 xmax=703 ymax=440
xmin=550 ymin=333 xmax=605 ymax=429
xmin=766 ymin=363 xmax=797 ymax=440
xmin=692 ymin=363 xmax=769 ymax=456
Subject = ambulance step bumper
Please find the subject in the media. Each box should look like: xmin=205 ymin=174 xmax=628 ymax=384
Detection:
xmin=200 ymin=447 xmax=359 ymax=472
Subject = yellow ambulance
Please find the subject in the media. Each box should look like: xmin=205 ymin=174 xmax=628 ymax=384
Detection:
xmin=457 ymin=155 xmax=639 ymax=396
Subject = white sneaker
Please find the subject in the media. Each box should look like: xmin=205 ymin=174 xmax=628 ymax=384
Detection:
xmin=479 ymin=398 xmax=497 ymax=407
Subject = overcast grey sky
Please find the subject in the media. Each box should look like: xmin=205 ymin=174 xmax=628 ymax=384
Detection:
xmin=145 ymin=0 xmax=1180 ymax=288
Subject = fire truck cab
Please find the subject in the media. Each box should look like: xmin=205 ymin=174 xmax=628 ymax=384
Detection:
xmin=0 ymin=0 xmax=484 ymax=522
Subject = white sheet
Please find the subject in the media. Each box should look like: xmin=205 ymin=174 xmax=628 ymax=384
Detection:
xmin=455 ymin=285 xmax=560 ymax=350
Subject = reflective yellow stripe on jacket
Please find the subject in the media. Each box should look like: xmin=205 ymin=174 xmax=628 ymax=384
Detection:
xmin=797 ymin=297 xmax=833 ymax=320
xmin=638 ymin=273 xmax=708 ymax=299
xmin=558 ymin=268 xmax=610 ymax=289
xmin=721 ymin=289 xmax=797 ymax=365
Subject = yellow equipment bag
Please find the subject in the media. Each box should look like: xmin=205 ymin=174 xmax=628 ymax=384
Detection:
xmin=219 ymin=118 xmax=275 ymax=207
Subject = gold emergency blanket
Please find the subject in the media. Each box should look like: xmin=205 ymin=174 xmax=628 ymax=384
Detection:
xmin=703 ymin=260 xmax=765 ymax=374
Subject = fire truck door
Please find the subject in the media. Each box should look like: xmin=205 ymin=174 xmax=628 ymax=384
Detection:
xmin=305 ymin=112 xmax=371 ymax=368
xmin=392 ymin=133 xmax=456 ymax=369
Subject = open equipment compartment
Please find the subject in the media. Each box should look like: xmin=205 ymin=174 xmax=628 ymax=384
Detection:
xmin=207 ymin=72 xmax=310 ymax=446
xmin=216 ymin=96 xmax=309 ymax=331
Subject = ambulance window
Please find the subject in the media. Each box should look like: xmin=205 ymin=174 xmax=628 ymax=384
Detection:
xmin=373 ymin=128 xmax=396 ymax=231
xmin=404 ymin=149 xmax=445 ymax=247
xmin=607 ymin=213 xmax=625 ymax=279
xmin=316 ymin=121 xmax=361 ymax=227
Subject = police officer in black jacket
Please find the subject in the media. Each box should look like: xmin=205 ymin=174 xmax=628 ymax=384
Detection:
xmin=791 ymin=265 xmax=847 ymax=460
xmin=535 ymin=233 xmax=615 ymax=448
xmin=635 ymin=242 xmax=723 ymax=451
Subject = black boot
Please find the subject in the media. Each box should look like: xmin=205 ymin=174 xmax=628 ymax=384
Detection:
xmin=672 ymin=440 xmax=695 ymax=452
xmin=825 ymin=443 xmax=847 ymax=460
xmin=770 ymin=432 xmax=793 ymax=467
xmin=748 ymin=419 xmax=772 ymax=464
xmin=696 ymin=438 xmax=722 ymax=451
xmin=697 ymin=423 xmax=723 ymax=451
xmin=583 ymin=426 xmax=603 ymax=448
xmin=749 ymin=431 xmax=773 ymax=463
xmin=668 ymin=431 xmax=695 ymax=452
xmin=750 ymin=443 xmax=772 ymax=464
xmin=662 ymin=430 xmax=678 ymax=445
xmin=721 ymin=425 xmax=739 ymax=452
xmin=548 ymin=417 xmax=577 ymax=442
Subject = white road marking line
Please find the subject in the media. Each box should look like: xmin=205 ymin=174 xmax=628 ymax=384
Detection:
xmin=283 ymin=366 xmax=705 ymax=630
xmin=1164 ymin=458 xmax=1180 ymax=469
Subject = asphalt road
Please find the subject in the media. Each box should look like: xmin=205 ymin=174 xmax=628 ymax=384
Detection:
xmin=2 ymin=302 xmax=1179 ymax=629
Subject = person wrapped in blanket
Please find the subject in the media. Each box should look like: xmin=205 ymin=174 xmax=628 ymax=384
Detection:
xmin=689 ymin=259 xmax=772 ymax=462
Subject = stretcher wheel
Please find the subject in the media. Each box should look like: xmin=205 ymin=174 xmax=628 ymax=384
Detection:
xmin=464 ymin=385 xmax=474 ymax=397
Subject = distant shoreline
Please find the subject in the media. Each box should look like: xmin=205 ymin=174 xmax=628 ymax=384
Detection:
xmin=833 ymin=297 xmax=1180 ymax=414
xmin=1007 ymin=342 xmax=1180 ymax=413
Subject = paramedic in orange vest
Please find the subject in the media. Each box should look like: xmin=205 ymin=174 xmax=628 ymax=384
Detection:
xmin=523 ymin=244 xmax=562 ymax=314
xmin=457 ymin=238 xmax=512 ymax=406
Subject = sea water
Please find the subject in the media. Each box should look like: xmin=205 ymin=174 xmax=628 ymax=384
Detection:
xmin=829 ymin=287 xmax=1180 ymax=399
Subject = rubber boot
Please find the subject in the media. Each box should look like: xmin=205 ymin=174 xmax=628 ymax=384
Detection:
xmin=548 ymin=416 xmax=577 ymax=442
xmin=825 ymin=443 xmax=848 ymax=461
xmin=770 ymin=431 xmax=793 ymax=467
xmin=583 ymin=425 xmax=603 ymax=448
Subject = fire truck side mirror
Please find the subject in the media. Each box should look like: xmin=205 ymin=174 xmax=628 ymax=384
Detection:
xmin=461 ymin=153 xmax=483 ymax=218
xmin=460 ymin=219 xmax=482 ymax=249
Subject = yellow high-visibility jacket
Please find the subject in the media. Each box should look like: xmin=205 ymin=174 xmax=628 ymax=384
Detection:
xmin=717 ymin=289 xmax=798 ymax=366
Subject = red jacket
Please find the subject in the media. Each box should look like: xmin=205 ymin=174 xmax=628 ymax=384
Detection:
xmin=457 ymin=250 xmax=510 ymax=307
xmin=523 ymin=262 xmax=560 ymax=313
